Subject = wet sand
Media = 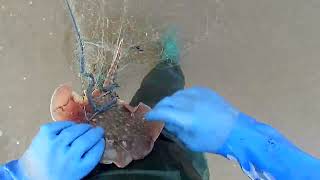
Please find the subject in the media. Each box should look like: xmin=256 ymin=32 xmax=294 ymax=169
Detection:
xmin=1 ymin=0 xmax=320 ymax=179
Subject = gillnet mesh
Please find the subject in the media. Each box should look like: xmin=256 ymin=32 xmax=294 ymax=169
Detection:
xmin=65 ymin=0 xmax=211 ymax=93
xmin=66 ymin=0 xmax=162 ymax=91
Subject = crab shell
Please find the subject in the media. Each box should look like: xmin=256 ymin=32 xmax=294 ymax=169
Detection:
xmin=50 ymin=84 xmax=164 ymax=168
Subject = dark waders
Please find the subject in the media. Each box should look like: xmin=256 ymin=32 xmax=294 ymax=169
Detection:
xmin=85 ymin=62 xmax=210 ymax=180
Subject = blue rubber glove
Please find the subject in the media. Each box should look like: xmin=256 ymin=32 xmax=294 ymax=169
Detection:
xmin=146 ymin=87 xmax=239 ymax=153
xmin=146 ymin=87 xmax=320 ymax=179
xmin=0 ymin=121 xmax=105 ymax=180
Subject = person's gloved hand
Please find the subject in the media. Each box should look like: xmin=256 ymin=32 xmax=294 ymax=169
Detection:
xmin=145 ymin=87 xmax=320 ymax=180
xmin=18 ymin=121 xmax=105 ymax=180
xmin=145 ymin=87 xmax=240 ymax=153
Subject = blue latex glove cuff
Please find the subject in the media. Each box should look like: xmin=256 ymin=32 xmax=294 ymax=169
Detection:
xmin=216 ymin=112 xmax=256 ymax=156
xmin=217 ymin=112 xmax=320 ymax=180
xmin=1 ymin=160 xmax=26 ymax=180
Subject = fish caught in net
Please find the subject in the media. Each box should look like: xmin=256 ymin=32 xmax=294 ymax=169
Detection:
xmin=50 ymin=83 xmax=164 ymax=168
xmin=50 ymin=0 xmax=212 ymax=168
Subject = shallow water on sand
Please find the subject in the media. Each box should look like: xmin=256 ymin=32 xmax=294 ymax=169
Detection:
xmin=1 ymin=0 xmax=320 ymax=179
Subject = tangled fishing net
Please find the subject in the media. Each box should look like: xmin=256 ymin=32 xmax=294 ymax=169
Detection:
xmin=50 ymin=0 xmax=211 ymax=168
